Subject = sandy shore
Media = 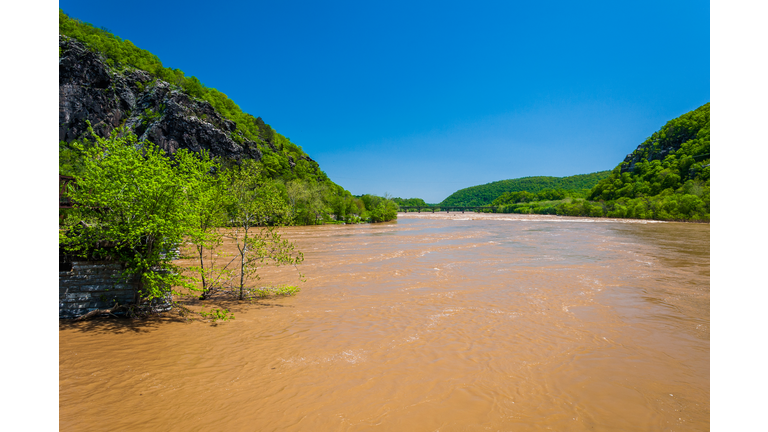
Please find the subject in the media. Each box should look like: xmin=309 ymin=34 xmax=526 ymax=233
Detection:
xmin=397 ymin=211 xmax=668 ymax=224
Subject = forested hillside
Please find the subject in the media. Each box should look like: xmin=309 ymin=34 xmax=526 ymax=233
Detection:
xmin=440 ymin=172 xmax=611 ymax=207
xmin=59 ymin=10 xmax=321 ymax=183
xmin=589 ymin=103 xmax=710 ymax=202
xmin=486 ymin=103 xmax=710 ymax=221
xmin=59 ymin=10 xmax=396 ymax=225
xmin=392 ymin=197 xmax=429 ymax=207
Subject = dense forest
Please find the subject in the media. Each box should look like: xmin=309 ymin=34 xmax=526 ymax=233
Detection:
xmin=392 ymin=197 xmax=430 ymax=207
xmin=59 ymin=10 xmax=396 ymax=226
xmin=440 ymin=172 xmax=611 ymax=207
xmin=484 ymin=103 xmax=710 ymax=221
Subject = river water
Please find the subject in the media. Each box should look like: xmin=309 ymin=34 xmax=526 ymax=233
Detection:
xmin=59 ymin=213 xmax=710 ymax=431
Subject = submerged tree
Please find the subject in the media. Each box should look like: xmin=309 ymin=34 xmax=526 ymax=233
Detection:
xmin=228 ymin=161 xmax=304 ymax=300
xmin=184 ymin=155 xmax=234 ymax=300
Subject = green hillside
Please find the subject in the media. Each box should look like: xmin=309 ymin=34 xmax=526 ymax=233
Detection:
xmin=59 ymin=10 xmax=336 ymax=190
xmin=58 ymin=10 xmax=397 ymax=225
xmin=589 ymin=103 xmax=710 ymax=202
xmin=440 ymin=171 xmax=611 ymax=207
xmin=487 ymin=103 xmax=710 ymax=221
xmin=59 ymin=11 xmax=298 ymax=159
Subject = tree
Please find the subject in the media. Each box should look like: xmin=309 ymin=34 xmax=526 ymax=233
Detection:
xmin=184 ymin=155 xmax=233 ymax=300
xmin=329 ymin=193 xmax=359 ymax=222
xmin=59 ymin=126 xmax=213 ymax=310
xmin=227 ymin=161 xmax=304 ymax=300
xmin=286 ymin=180 xmax=328 ymax=225
xmin=362 ymin=193 xmax=398 ymax=222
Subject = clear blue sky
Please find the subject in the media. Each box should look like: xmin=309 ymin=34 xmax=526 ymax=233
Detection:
xmin=59 ymin=0 xmax=709 ymax=203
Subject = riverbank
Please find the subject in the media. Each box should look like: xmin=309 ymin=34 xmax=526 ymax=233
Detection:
xmin=397 ymin=211 xmax=668 ymax=223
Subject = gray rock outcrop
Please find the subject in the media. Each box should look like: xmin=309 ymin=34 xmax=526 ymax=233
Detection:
xmin=59 ymin=35 xmax=261 ymax=161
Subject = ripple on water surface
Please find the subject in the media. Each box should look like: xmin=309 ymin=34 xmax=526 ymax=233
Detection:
xmin=60 ymin=213 xmax=709 ymax=431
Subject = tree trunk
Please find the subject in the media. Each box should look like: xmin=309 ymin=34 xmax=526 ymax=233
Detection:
xmin=198 ymin=245 xmax=209 ymax=299
xmin=239 ymin=228 xmax=248 ymax=301
xmin=239 ymin=251 xmax=245 ymax=300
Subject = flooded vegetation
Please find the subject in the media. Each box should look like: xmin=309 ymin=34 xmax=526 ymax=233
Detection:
xmin=60 ymin=213 xmax=709 ymax=431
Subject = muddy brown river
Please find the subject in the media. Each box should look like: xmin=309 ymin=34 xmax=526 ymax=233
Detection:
xmin=59 ymin=213 xmax=710 ymax=431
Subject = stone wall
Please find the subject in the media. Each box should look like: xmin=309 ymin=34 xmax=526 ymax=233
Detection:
xmin=59 ymin=261 xmax=138 ymax=319
xmin=59 ymin=261 xmax=172 ymax=319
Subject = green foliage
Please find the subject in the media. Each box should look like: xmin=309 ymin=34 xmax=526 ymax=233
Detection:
xmin=199 ymin=307 xmax=235 ymax=322
xmin=59 ymin=9 xmax=331 ymax=187
xmin=251 ymin=285 xmax=301 ymax=299
xmin=59 ymin=10 xmax=396 ymax=232
xmin=358 ymin=194 xmax=398 ymax=222
xmin=392 ymin=197 xmax=429 ymax=207
xmin=442 ymin=171 xmax=611 ymax=207
xmin=487 ymin=104 xmax=710 ymax=222
xmin=329 ymin=193 xmax=360 ymax=223
xmin=589 ymin=103 xmax=710 ymax=202
xmin=59 ymin=125 xmax=216 ymax=305
xmin=141 ymin=106 xmax=163 ymax=126
xmin=184 ymin=158 xmax=234 ymax=300
xmin=493 ymin=189 xmax=557 ymax=205
xmin=286 ymin=179 xmax=331 ymax=225
xmin=59 ymin=139 xmax=91 ymax=177
xmin=227 ymin=161 xmax=304 ymax=300
xmin=59 ymin=125 xmax=311 ymax=321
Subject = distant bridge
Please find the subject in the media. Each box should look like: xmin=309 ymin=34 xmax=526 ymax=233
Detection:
xmin=398 ymin=206 xmax=498 ymax=213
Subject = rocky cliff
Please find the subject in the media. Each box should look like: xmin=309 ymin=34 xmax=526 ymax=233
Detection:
xmin=59 ymin=35 xmax=315 ymax=169
xmin=619 ymin=104 xmax=710 ymax=175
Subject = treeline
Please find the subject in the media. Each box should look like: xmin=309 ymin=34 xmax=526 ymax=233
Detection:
xmin=440 ymin=171 xmax=611 ymax=207
xmin=485 ymin=194 xmax=707 ymax=220
xmin=63 ymin=139 xmax=394 ymax=226
xmin=482 ymin=103 xmax=710 ymax=221
xmin=492 ymin=188 xmax=589 ymax=206
xmin=589 ymin=103 xmax=710 ymax=202
xmin=59 ymin=10 xmax=397 ymax=226
xmin=61 ymin=129 xmax=397 ymax=226
xmin=392 ymin=197 xmax=429 ymax=207
xmin=60 ymin=128 xmax=398 ymax=320
xmin=59 ymin=10 xmax=324 ymax=185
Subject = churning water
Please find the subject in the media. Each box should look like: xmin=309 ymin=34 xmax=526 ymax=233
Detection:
xmin=60 ymin=213 xmax=709 ymax=431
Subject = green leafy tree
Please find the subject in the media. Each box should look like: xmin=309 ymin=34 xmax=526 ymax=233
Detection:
xmin=184 ymin=156 xmax=234 ymax=300
xmin=329 ymin=193 xmax=360 ymax=222
xmin=59 ymin=9 xmax=337 ymax=190
xmin=360 ymin=193 xmax=398 ymax=222
xmin=285 ymin=180 xmax=328 ymax=225
xmin=227 ymin=161 xmax=304 ymax=300
xmin=442 ymin=171 xmax=611 ymax=207
xmin=59 ymin=126 xmax=213 ymax=308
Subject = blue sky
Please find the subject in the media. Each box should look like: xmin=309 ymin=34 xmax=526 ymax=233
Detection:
xmin=59 ymin=0 xmax=709 ymax=202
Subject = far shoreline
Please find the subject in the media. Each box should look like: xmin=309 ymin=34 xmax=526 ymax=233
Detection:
xmin=397 ymin=211 xmax=709 ymax=225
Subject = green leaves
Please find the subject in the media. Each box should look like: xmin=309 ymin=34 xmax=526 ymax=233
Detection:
xmin=60 ymin=125 xmax=216 ymax=305
xmin=485 ymin=104 xmax=711 ymax=222
xmin=60 ymin=10 xmax=332 ymax=187
xmin=227 ymin=161 xmax=304 ymax=300
xmin=589 ymin=103 xmax=710 ymax=203
xmin=199 ymin=307 xmax=234 ymax=322
xmin=443 ymin=172 xmax=612 ymax=207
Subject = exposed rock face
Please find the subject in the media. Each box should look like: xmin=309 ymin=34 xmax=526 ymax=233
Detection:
xmin=619 ymin=126 xmax=699 ymax=174
xmin=59 ymin=35 xmax=261 ymax=161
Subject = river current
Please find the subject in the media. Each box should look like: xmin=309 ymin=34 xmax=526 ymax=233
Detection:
xmin=59 ymin=213 xmax=710 ymax=431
